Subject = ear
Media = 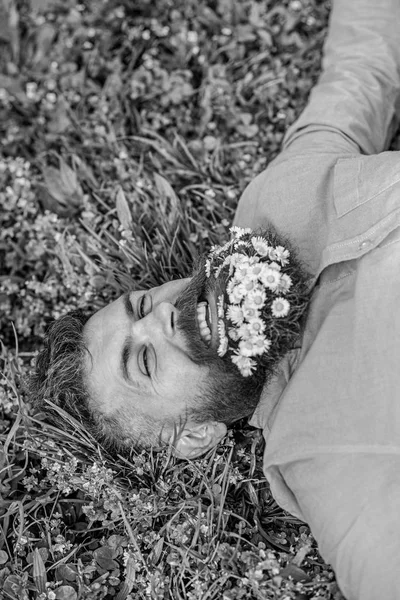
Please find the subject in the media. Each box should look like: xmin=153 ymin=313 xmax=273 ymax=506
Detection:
xmin=172 ymin=421 xmax=227 ymax=459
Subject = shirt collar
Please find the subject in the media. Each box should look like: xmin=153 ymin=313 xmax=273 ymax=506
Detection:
xmin=248 ymin=348 xmax=300 ymax=431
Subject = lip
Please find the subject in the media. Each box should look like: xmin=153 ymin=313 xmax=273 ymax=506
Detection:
xmin=205 ymin=289 xmax=220 ymax=351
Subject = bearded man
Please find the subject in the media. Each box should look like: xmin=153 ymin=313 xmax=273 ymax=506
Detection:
xmin=30 ymin=0 xmax=400 ymax=598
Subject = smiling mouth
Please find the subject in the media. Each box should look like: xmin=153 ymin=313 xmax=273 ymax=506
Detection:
xmin=196 ymin=289 xmax=221 ymax=350
xmin=196 ymin=301 xmax=212 ymax=345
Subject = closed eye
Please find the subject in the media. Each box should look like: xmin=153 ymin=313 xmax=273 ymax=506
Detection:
xmin=138 ymin=294 xmax=152 ymax=319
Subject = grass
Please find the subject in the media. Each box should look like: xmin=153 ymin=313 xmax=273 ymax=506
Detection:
xmin=0 ymin=0 xmax=347 ymax=598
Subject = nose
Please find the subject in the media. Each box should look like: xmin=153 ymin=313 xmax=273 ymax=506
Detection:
xmin=131 ymin=301 xmax=177 ymax=342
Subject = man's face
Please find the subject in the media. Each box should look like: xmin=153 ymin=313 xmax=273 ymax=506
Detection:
xmin=83 ymin=277 xmax=218 ymax=442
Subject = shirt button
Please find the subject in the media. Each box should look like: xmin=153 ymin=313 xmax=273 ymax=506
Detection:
xmin=359 ymin=239 xmax=372 ymax=251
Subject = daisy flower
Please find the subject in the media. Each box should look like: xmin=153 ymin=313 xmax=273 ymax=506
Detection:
xmin=277 ymin=273 xmax=292 ymax=294
xmin=249 ymin=335 xmax=271 ymax=356
xmin=246 ymin=263 xmax=264 ymax=280
xmin=238 ymin=340 xmax=257 ymax=357
xmin=268 ymin=261 xmax=282 ymax=271
xmin=247 ymin=316 xmax=265 ymax=336
xmin=228 ymin=327 xmax=240 ymax=341
xmin=251 ymin=236 xmax=271 ymax=257
xmin=241 ymin=276 xmax=258 ymax=293
xmin=228 ymin=282 xmax=246 ymax=304
xmin=274 ymin=245 xmax=290 ymax=266
xmin=271 ymin=297 xmax=290 ymax=318
xmin=229 ymin=252 xmax=249 ymax=268
xmin=226 ymin=304 xmax=244 ymax=325
xmin=260 ymin=266 xmax=281 ymax=291
xmin=241 ymin=304 xmax=260 ymax=320
xmin=231 ymin=353 xmax=256 ymax=377
xmin=237 ymin=323 xmax=254 ymax=340
xmin=246 ymin=286 xmax=266 ymax=309
xmin=230 ymin=226 xmax=252 ymax=238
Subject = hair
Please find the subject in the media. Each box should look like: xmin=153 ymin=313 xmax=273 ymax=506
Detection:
xmin=28 ymin=226 xmax=312 ymax=453
xmin=28 ymin=310 xmax=148 ymax=453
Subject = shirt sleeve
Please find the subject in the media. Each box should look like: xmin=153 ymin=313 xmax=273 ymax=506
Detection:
xmin=279 ymin=453 xmax=400 ymax=600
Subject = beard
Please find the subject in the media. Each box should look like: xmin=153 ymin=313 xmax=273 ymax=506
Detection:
xmin=175 ymin=256 xmax=220 ymax=366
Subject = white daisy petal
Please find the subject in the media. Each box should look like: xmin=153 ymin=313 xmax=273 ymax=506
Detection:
xmin=271 ymin=297 xmax=290 ymax=318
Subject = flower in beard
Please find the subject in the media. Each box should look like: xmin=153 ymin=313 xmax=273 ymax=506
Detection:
xmin=271 ymin=297 xmax=290 ymax=318
xmin=250 ymin=335 xmax=271 ymax=356
xmin=260 ymin=266 xmax=281 ymax=292
xmin=269 ymin=245 xmax=290 ymax=265
xmin=251 ymin=236 xmax=271 ymax=257
xmin=230 ymin=226 xmax=252 ymax=238
xmin=241 ymin=303 xmax=260 ymax=321
xmin=231 ymin=353 xmax=257 ymax=377
xmin=237 ymin=323 xmax=254 ymax=340
xmin=277 ymin=273 xmax=292 ymax=294
xmin=246 ymin=316 xmax=265 ymax=336
xmin=227 ymin=305 xmax=244 ymax=326
xmin=227 ymin=281 xmax=246 ymax=304
xmin=245 ymin=286 xmax=266 ymax=310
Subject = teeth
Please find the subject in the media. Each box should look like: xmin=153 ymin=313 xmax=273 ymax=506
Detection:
xmin=197 ymin=301 xmax=212 ymax=342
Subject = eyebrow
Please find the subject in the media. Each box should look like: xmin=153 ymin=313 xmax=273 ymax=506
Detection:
xmin=123 ymin=291 xmax=134 ymax=318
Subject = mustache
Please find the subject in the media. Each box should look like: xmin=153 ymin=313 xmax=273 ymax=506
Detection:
xmin=175 ymin=257 xmax=218 ymax=365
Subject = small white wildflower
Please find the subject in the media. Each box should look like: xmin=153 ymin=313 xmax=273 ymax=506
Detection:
xmin=271 ymin=297 xmax=290 ymax=318
xmin=246 ymin=263 xmax=264 ymax=280
xmin=269 ymin=261 xmax=282 ymax=271
xmin=237 ymin=323 xmax=253 ymax=340
xmin=246 ymin=287 xmax=266 ymax=309
xmin=228 ymin=327 xmax=240 ymax=341
xmin=227 ymin=304 xmax=244 ymax=325
xmin=250 ymin=335 xmax=271 ymax=355
xmin=231 ymin=353 xmax=256 ymax=377
xmin=260 ymin=266 xmax=281 ymax=291
xmin=230 ymin=226 xmax=252 ymax=238
xmin=277 ymin=273 xmax=292 ymax=293
xmin=241 ymin=303 xmax=260 ymax=321
xmin=228 ymin=282 xmax=246 ymax=304
xmin=241 ymin=276 xmax=258 ymax=293
xmin=251 ymin=236 xmax=271 ymax=257
xmin=246 ymin=316 xmax=265 ymax=335
xmin=274 ymin=245 xmax=290 ymax=266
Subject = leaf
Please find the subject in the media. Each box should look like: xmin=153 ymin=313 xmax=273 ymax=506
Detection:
xmin=154 ymin=173 xmax=180 ymax=224
xmin=71 ymin=154 xmax=98 ymax=189
xmin=8 ymin=0 xmax=19 ymax=64
xmin=148 ymin=537 xmax=164 ymax=566
xmin=93 ymin=546 xmax=119 ymax=571
xmin=32 ymin=547 xmax=47 ymax=594
xmin=41 ymin=158 xmax=84 ymax=216
xmin=55 ymin=585 xmax=78 ymax=600
xmin=115 ymin=186 xmax=132 ymax=230
xmin=32 ymin=23 xmax=56 ymax=66
xmin=56 ymin=564 xmax=78 ymax=583
xmin=279 ymin=563 xmax=310 ymax=583
xmin=0 ymin=550 xmax=9 ymax=564
xmin=3 ymin=574 xmax=29 ymax=600
xmin=115 ymin=555 xmax=135 ymax=600
xmin=47 ymin=97 xmax=71 ymax=134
